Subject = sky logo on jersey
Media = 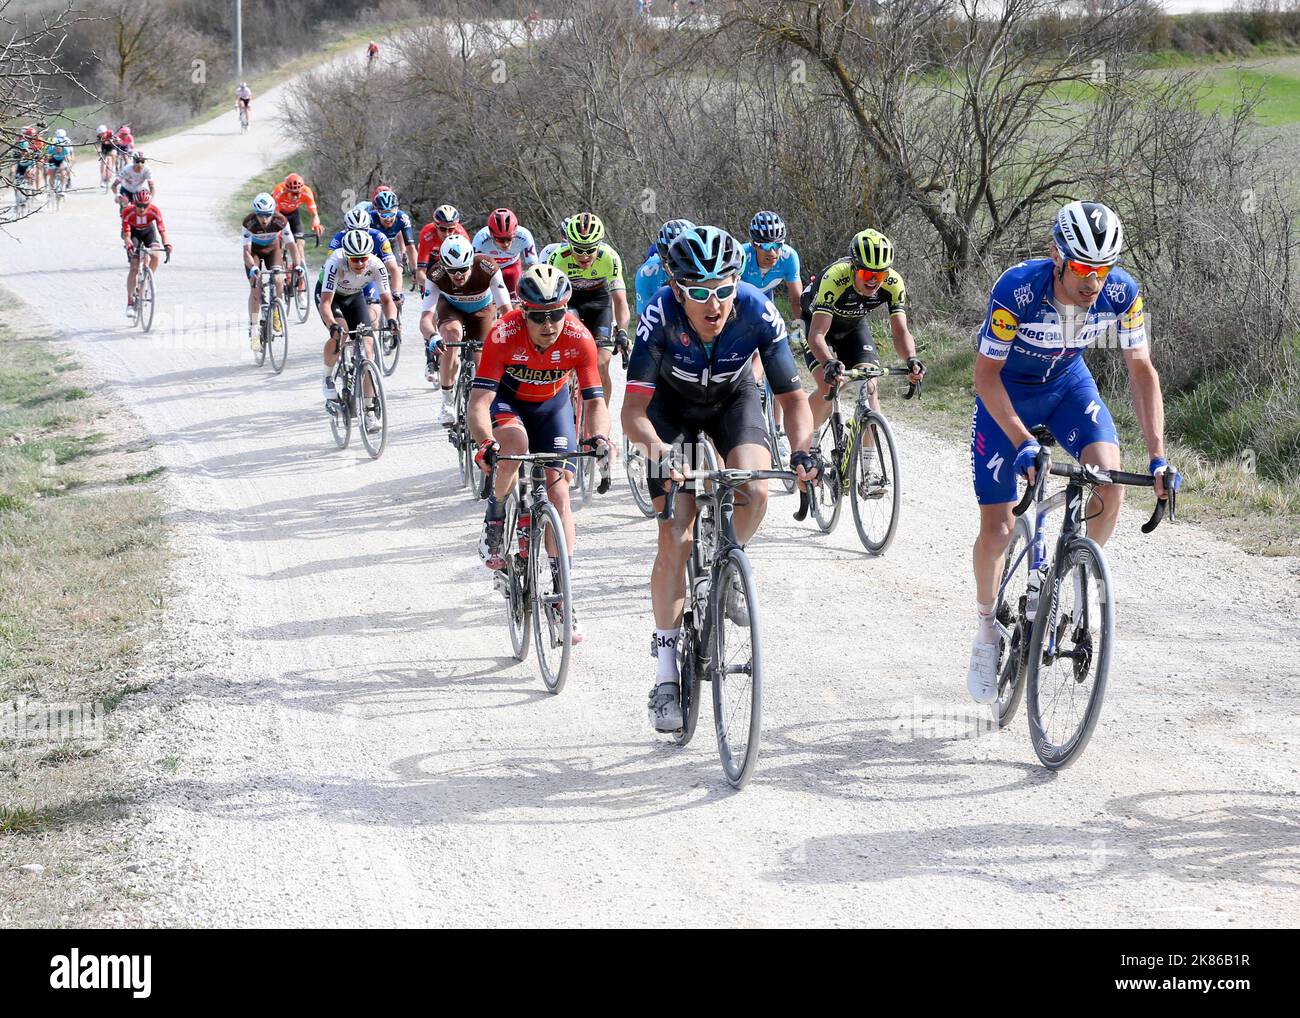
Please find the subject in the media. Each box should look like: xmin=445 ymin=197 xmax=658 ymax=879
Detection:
xmin=987 ymin=452 xmax=1004 ymax=482
xmin=991 ymin=308 xmax=1018 ymax=342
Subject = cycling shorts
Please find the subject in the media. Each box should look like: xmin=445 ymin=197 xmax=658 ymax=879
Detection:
xmin=572 ymin=297 xmax=613 ymax=348
xmin=800 ymin=312 xmax=880 ymax=372
xmin=970 ymin=369 xmax=1119 ymax=506
xmin=644 ymin=381 xmax=770 ymax=501
xmin=437 ymin=300 xmax=495 ymax=344
xmin=491 ymin=386 xmax=578 ymax=474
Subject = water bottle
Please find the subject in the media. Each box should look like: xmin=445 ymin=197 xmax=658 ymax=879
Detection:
xmin=1025 ymin=564 xmax=1048 ymax=620
xmin=517 ymin=511 xmax=531 ymax=558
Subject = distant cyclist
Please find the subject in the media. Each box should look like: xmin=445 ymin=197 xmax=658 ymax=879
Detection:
xmin=120 ymin=189 xmax=172 ymax=320
xmin=416 ymin=203 xmax=472 ymax=301
xmin=112 ymin=150 xmax=155 ymax=206
xmin=965 ymin=201 xmax=1179 ymax=704
xmin=634 ymin=218 xmax=694 ymax=318
xmin=472 ymin=207 xmax=537 ymax=299
xmin=271 ymin=173 xmax=323 ymax=270
xmin=43 ymin=129 xmax=74 ymax=192
xmin=368 ymin=189 xmax=418 ymax=295
xmin=236 ymin=82 xmax=253 ymax=124
xmin=95 ymin=125 xmax=116 ymax=187
xmin=242 ymin=192 xmax=292 ymax=349
xmin=742 ymin=210 xmax=803 ymax=451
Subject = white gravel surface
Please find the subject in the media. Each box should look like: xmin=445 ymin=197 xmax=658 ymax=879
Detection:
xmin=3 ymin=73 xmax=1299 ymax=929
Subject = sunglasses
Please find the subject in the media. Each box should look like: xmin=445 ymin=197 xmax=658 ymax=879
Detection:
xmin=525 ymin=308 xmax=567 ymax=323
xmin=755 ymin=241 xmax=783 ymax=251
xmin=855 ymin=268 xmax=888 ymax=285
xmin=571 ymin=244 xmax=599 ymax=256
xmin=678 ymin=282 xmax=738 ymax=303
xmin=347 ymin=256 xmax=369 ymax=268
xmin=1065 ymin=260 xmax=1112 ymax=280
xmin=446 ymin=265 xmax=471 ymax=275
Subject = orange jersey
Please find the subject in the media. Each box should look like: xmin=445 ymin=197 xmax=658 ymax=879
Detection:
xmin=272 ymin=181 xmax=318 ymax=216
xmin=473 ymin=309 xmax=603 ymax=404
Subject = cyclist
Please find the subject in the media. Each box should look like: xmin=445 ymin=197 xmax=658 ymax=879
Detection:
xmin=111 ymin=150 xmax=154 ymax=206
xmin=742 ymin=210 xmax=804 ymax=455
xmin=242 ymin=192 xmax=292 ymax=350
xmin=634 ymin=218 xmax=694 ymax=318
xmin=271 ymin=172 xmax=323 ymax=270
xmin=622 ymin=225 xmax=818 ymax=732
xmin=472 ymin=207 xmax=537 ymax=299
xmin=416 ymin=203 xmax=471 ymax=299
xmin=537 ymin=216 xmax=575 ymax=265
xmin=318 ymin=230 xmax=400 ymax=433
xmin=366 ymin=41 xmax=380 ymax=66
xmin=11 ymin=129 xmax=39 ymax=200
xmin=325 ymin=205 xmax=396 ymax=277
xmin=470 ymin=263 xmax=611 ymax=644
xmin=114 ymin=124 xmax=134 ymax=170
xmin=95 ymin=125 xmax=116 ymax=187
xmin=369 ymin=190 xmax=418 ymax=295
xmin=120 ymin=188 xmax=172 ymax=320
xmin=801 ymin=228 xmax=924 ymax=435
xmin=545 ymin=212 xmax=630 ymax=404
xmin=236 ymin=82 xmax=252 ymax=123
xmin=43 ymin=129 xmax=74 ymax=193
xmin=966 ymin=201 xmax=1180 ymax=703
xmin=421 ymin=235 xmax=512 ymax=426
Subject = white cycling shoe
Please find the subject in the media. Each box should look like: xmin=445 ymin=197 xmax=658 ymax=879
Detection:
xmin=648 ymin=681 xmax=683 ymax=732
xmin=437 ymin=402 xmax=455 ymax=426
xmin=966 ymin=638 xmax=1000 ymax=704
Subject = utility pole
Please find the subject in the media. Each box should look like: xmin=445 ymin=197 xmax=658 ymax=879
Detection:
xmin=233 ymin=0 xmax=243 ymax=81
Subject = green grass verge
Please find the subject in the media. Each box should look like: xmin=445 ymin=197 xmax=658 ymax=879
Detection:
xmin=1193 ymin=66 xmax=1300 ymax=124
xmin=890 ymin=321 xmax=1300 ymax=556
xmin=0 ymin=303 xmax=169 ymax=922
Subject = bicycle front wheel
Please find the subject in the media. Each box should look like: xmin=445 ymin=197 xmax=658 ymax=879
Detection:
xmin=268 ymin=298 xmax=289 ymax=374
xmin=292 ymin=268 xmax=310 ymax=324
xmin=530 ymin=503 xmax=572 ymax=693
xmin=624 ymin=436 xmax=655 ymax=518
xmin=849 ymin=410 xmax=901 ymax=554
xmin=712 ymin=548 xmax=763 ymax=788
xmin=137 ymin=268 xmax=155 ymax=333
xmin=357 ymin=359 xmax=388 ymax=459
xmin=764 ymin=387 xmax=795 ymax=493
xmin=1025 ymin=537 xmax=1114 ymax=769
xmin=674 ymin=621 xmax=702 ymax=747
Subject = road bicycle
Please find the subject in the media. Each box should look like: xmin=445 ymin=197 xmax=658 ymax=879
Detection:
xmin=326 ymin=322 xmax=388 ymax=459
xmin=659 ymin=453 xmax=792 ymax=789
xmin=797 ymin=364 xmax=917 ymax=553
xmin=493 ymin=443 xmax=605 ymax=693
xmin=252 ymin=267 xmax=289 ymax=374
xmin=442 ymin=338 xmax=483 ymax=493
xmin=374 ymin=300 xmax=402 ymax=377
xmin=759 ymin=376 xmax=796 ymax=493
xmin=569 ymin=373 xmax=609 ymax=504
xmin=992 ymin=426 xmax=1176 ymax=769
xmin=238 ymin=103 xmax=250 ymax=133
xmin=127 ymin=239 xmax=169 ymax=333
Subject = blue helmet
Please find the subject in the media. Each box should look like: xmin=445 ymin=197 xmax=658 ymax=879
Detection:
xmin=749 ymin=210 xmax=786 ymax=245
xmin=655 ymin=218 xmax=695 ymax=267
xmin=666 ymin=226 xmax=743 ymax=283
xmin=374 ymin=189 xmax=399 ymax=213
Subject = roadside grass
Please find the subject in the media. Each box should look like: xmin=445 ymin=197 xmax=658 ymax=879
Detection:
xmin=889 ymin=321 xmax=1300 ymax=556
xmin=0 ymin=303 xmax=169 ymax=925
xmin=1194 ymin=66 xmax=1300 ymax=124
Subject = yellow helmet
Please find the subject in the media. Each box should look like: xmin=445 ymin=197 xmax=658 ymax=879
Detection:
xmin=849 ymin=228 xmax=893 ymax=271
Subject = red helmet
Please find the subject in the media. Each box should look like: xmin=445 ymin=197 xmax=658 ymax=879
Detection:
xmin=134 ymin=189 xmax=151 ymax=205
xmin=487 ymin=208 xmax=517 ymax=241
xmin=285 ymin=173 xmax=304 ymax=191
xmin=22 ymin=126 xmax=37 ymax=137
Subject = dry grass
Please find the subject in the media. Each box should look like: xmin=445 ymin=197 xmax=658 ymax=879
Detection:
xmin=0 ymin=304 xmax=170 ymax=926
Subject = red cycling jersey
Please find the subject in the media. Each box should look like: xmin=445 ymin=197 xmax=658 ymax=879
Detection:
xmin=417 ymin=221 xmax=471 ymax=272
xmin=474 ymin=309 xmax=603 ymax=404
xmin=121 ymin=203 xmax=166 ymax=237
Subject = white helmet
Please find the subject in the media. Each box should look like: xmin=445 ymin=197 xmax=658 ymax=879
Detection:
xmin=97 ymin=124 xmax=108 ymax=134
xmin=54 ymin=128 xmax=67 ymax=141
xmin=440 ymin=235 xmax=474 ymax=271
xmin=251 ymin=192 xmax=276 ymax=215
xmin=343 ymin=205 xmax=371 ymax=230
xmin=341 ymin=229 xmax=374 ymax=258
xmin=1053 ymin=201 xmax=1123 ymax=267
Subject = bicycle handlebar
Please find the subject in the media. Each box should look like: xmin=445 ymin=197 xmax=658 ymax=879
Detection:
xmin=822 ymin=364 xmax=921 ymax=401
xmin=658 ymin=468 xmax=797 ymax=522
xmin=1012 ymin=449 xmax=1175 ymax=532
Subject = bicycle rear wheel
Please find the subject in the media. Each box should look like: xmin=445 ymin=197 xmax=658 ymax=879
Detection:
xmin=624 ymin=436 xmax=655 ymax=517
xmin=530 ymin=503 xmax=572 ymax=693
xmin=377 ymin=326 xmax=400 ymax=376
xmin=712 ymin=548 xmax=763 ymax=788
xmin=357 ymin=359 xmax=388 ymax=459
xmin=502 ymin=492 xmax=531 ymax=661
xmin=137 ymin=268 xmax=155 ymax=332
xmin=994 ymin=518 xmax=1033 ymax=728
xmin=1025 ymin=537 xmax=1114 ymax=769
xmin=763 ymin=386 xmax=795 ymax=492
xmin=267 ymin=298 xmax=289 ymax=374
xmin=292 ymin=267 xmax=310 ymax=324
xmin=809 ymin=421 xmax=844 ymax=534
xmin=849 ymin=410 xmax=901 ymax=554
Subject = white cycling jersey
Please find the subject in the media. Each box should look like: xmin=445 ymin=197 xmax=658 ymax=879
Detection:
xmin=114 ymin=165 xmax=153 ymax=192
xmin=537 ymin=242 xmax=564 ymax=263
xmin=236 ymin=85 xmax=252 ymax=101
xmin=321 ymin=251 xmax=390 ymax=297
xmin=472 ymin=225 xmax=538 ymax=269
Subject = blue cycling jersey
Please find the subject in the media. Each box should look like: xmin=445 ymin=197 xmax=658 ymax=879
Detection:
xmin=634 ymin=254 xmax=669 ymax=318
xmin=740 ymin=242 xmax=800 ymax=297
xmin=627 ymin=281 xmax=801 ymax=407
xmin=328 ymin=227 xmax=395 ymax=261
xmin=369 ymin=208 xmax=415 ymax=245
xmin=978 ymin=258 xmax=1147 ymax=385
xmin=46 ymin=144 xmax=72 ymax=163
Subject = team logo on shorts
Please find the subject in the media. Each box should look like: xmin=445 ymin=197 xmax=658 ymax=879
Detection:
xmin=1068 ymin=428 xmax=1079 ymax=446
xmin=990 ymin=308 xmax=1018 ymax=342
